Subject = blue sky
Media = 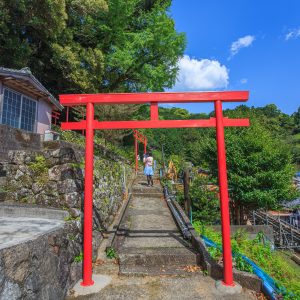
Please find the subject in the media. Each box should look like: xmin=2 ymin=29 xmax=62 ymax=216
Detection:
xmin=166 ymin=0 xmax=300 ymax=115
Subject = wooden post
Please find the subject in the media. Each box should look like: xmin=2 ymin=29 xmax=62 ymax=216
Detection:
xmin=183 ymin=169 xmax=191 ymax=219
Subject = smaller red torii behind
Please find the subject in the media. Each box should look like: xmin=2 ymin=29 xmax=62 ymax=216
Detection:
xmin=51 ymin=110 xmax=60 ymax=126
xmin=133 ymin=129 xmax=147 ymax=172
xmin=60 ymin=91 xmax=250 ymax=290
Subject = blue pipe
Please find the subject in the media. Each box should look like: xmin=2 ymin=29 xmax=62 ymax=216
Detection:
xmin=200 ymin=235 xmax=291 ymax=300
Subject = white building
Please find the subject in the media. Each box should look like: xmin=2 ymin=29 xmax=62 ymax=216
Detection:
xmin=0 ymin=67 xmax=63 ymax=134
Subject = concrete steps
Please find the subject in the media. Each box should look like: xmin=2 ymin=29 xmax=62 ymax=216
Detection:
xmin=119 ymin=261 xmax=199 ymax=276
xmin=119 ymin=246 xmax=197 ymax=269
xmin=116 ymin=174 xmax=198 ymax=276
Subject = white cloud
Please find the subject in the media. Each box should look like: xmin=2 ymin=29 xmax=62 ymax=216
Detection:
xmin=240 ymin=78 xmax=248 ymax=84
xmin=285 ymin=28 xmax=300 ymax=40
xmin=229 ymin=35 xmax=255 ymax=58
xmin=172 ymin=55 xmax=229 ymax=91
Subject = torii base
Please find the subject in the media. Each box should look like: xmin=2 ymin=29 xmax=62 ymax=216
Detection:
xmin=215 ymin=280 xmax=242 ymax=295
xmin=71 ymin=275 xmax=111 ymax=296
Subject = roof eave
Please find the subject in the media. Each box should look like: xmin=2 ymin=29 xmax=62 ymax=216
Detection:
xmin=0 ymin=68 xmax=63 ymax=111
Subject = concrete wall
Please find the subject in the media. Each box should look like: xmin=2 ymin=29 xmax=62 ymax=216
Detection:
xmin=0 ymin=125 xmax=42 ymax=162
xmin=211 ymin=225 xmax=274 ymax=244
xmin=0 ymin=81 xmax=3 ymax=122
xmin=37 ymin=99 xmax=52 ymax=134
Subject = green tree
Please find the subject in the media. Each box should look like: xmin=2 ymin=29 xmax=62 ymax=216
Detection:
xmin=189 ymin=175 xmax=220 ymax=224
xmin=0 ymin=0 xmax=185 ymax=144
xmin=134 ymin=104 xmax=298 ymax=223
xmin=0 ymin=0 xmax=68 ymax=68
xmin=292 ymin=106 xmax=300 ymax=133
xmin=0 ymin=0 xmax=185 ymax=96
xmin=199 ymin=122 xmax=298 ymax=223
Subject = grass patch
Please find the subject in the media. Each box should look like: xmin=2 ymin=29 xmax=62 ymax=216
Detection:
xmin=194 ymin=222 xmax=300 ymax=299
xmin=106 ymin=247 xmax=118 ymax=259
xmin=28 ymin=155 xmax=49 ymax=184
xmin=74 ymin=252 xmax=83 ymax=263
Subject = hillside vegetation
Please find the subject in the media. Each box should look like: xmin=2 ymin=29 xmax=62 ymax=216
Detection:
xmin=130 ymin=104 xmax=300 ymax=223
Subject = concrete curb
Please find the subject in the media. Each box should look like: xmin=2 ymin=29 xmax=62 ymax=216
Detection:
xmin=0 ymin=203 xmax=68 ymax=220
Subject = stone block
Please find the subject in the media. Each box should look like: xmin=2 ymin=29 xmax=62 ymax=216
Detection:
xmin=60 ymin=192 xmax=81 ymax=208
xmin=0 ymin=281 xmax=22 ymax=300
xmin=69 ymin=208 xmax=81 ymax=218
xmin=48 ymin=164 xmax=77 ymax=181
xmin=57 ymin=179 xmax=81 ymax=194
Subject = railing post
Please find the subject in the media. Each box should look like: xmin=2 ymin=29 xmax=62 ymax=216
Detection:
xmin=214 ymin=100 xmax=234 ymax=286
xmin=183 ymin=169 xmax=191 ymax=219
xmin=279 ymin=221 xmax=282 ymax=246
xmin=81 ymin=102 xmax=94 ymax=286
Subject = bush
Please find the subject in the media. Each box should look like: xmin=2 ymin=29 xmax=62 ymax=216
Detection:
xmin=189 ymin=175 xmax=220 ymax=224
xmin=194 ymin=222 xmax=300 ymax=299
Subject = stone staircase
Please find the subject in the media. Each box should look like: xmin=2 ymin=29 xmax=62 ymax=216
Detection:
xmin=116 ymin=172 xmax=198 ymax=276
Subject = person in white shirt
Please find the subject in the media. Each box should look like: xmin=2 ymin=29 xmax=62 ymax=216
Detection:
xmin=143 ymin=152 xmax=154 ymax=186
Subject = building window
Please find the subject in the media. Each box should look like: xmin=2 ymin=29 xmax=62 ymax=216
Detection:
xmin=1 ymin=88 xmax=37 ymax=132
xmin=20 ymin=96 xmax=37 ymax=132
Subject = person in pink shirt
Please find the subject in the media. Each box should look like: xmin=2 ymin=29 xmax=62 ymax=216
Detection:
xmin=143 ymin=152 xmax=154 ymax=186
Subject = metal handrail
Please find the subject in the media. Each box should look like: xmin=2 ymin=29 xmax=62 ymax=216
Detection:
xmin=252 ymin=210 xmax=300 ymax=249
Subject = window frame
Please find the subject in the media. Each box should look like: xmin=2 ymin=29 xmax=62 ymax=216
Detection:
xmin=1 ymin=86 xmax=38 ymax=132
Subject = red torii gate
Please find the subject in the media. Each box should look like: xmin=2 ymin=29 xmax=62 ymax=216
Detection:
xmin=59 ymin=91 xmax=250 ymax=289
xmin=133 ymin=129 xmax=147 ymax=172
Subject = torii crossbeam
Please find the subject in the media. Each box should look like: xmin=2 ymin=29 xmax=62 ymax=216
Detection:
xmin=59 ymin=91 xmax=250 ymax=289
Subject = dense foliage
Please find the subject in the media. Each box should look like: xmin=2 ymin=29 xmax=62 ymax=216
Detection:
xmin=188 ymin=175 xmax=220 ymax=224
xmin=0 ymin=0 xmax=185 ymax=95
xmin=0 ymin=0 xmax=185 ymax=144
xmin=198 ymin=122 xmax=297 ymax=221
xmin=136 ymin=104 xmax=299 ymax=220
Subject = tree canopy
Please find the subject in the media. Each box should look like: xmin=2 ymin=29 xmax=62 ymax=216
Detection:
xmin=0 ymin=0 xmax=185 ymax=95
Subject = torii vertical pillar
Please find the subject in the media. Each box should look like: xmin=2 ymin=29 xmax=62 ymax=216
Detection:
xmin=215 ymin=100 xmax=234 ymax=286
xmin=81 ymin=102 xmax=95 ymax=286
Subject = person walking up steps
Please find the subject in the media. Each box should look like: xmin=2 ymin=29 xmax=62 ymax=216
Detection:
xmin=143 ymin=152 xmax=154 ymax=186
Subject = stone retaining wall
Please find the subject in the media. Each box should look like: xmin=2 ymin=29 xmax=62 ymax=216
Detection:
xmin=0 ymin=221 xmax=96 ymax=300
xmin=2 ymin=142 xmax=133 ymax=231
xmin=0 ymin=139 xmax=134 ymax=299
xmin=0 ymin=125 xmax=42 ymax=162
